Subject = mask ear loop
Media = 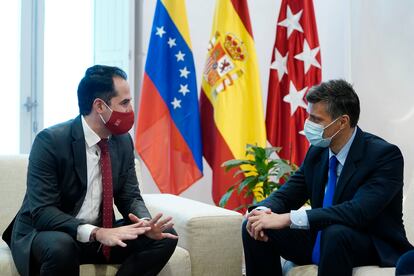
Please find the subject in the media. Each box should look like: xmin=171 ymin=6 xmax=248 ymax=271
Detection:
xmin=95 ymin=98 xmax=112 ymax=124
xmin=323 ymin=116 xmax=344 ymax=139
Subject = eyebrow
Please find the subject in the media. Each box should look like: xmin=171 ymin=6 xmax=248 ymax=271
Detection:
xmin=119 ymin=98 xmax=131 ymax=105
xmin=309 ymin=114 xmax=322 ymax=121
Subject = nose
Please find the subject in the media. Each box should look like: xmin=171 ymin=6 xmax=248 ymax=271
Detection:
xmin=126 ymin=102 xmax=133 ymax=112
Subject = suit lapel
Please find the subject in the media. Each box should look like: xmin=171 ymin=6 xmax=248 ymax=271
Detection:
xmin=72 ymin=116 xmax=88 ymax=191
xmin=109 ymin=137 xmax=119 ymax=188
xmin=312 ymin=149 xmax=329 ymax=208
xmin=333 ymin=128 xmax=364 ymax=203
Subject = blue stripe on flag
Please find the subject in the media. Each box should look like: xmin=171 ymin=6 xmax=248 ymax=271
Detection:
xmin=144 ymin=0 xmax=203 ymax=172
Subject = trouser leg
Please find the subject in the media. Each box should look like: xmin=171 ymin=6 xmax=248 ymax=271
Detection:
xmin=318 ymin=224 xmax=379 ymax=276
xmin=242 ymin=219 xmax=314 ymax=276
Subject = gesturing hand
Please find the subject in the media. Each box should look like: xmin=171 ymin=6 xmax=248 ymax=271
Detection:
xmin=95 ymin=220 xmax=151 ymax=247
xmin=129 ymin=213 xmax=178 ymax=240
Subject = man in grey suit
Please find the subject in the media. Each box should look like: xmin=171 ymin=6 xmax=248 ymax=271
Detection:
xmin=2 ymin=65 xmax=178 ymax=276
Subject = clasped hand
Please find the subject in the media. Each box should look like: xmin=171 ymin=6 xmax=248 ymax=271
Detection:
xmin=95 ymin=213 xmax=178 ymax=247
xmin=246 ymin=209 xmax=290 ymax=242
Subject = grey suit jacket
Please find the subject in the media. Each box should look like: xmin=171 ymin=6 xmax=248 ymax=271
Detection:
xmin=2 ymin=116 xmax=150 ymax=276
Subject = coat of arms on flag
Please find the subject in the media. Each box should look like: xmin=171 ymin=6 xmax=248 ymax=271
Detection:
xmin=203 ymin=32 xmax=245 ymax=97
xmin=200 ymin=0 xmax=266 ymax=211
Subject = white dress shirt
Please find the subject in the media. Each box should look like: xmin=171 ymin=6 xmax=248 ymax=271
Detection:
xmin=75 ymin=116 xmax=106 ymax=242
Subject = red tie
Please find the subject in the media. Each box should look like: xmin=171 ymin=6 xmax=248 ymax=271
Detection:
xmin=97 ymin=139 xmax=113 ymax=261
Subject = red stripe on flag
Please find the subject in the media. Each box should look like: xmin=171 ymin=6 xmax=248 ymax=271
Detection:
xmin=266 ymin=0 xmax=321 ymax=166
xmin=200 ymin=91 xmax=250 ymax=212
xmin=136 ymin=74 xmax=202 ymax=194
xmin=230 ymin=0 xmax=253 ymax=38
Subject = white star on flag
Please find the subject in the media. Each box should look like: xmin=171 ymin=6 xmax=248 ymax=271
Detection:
xmin=171 ymin=97 xmax=181 ymax=109
xmin=294 ymin=39 xmax=321 ymax=74
xmin=278 ymin=6 xmax=303 ymax=38
xmin=175 ymin=51 xmax=185 ymax=62
xmin=283 ymin=82 xmax=308 ymax=116
xmin=179 ymin=84 xmax=190 ymax=96
xmin=167 ymin=37 xmax=176 ymax=48
xmin=299 ymin=129 xmax=306 ymax=136
xmin=179 ymin=67 xmax=190 ymax=78
xmin=155 ymin=26 xmax=166 ymax=38
xmin=270 ymin=48 xmax=288 ymax=81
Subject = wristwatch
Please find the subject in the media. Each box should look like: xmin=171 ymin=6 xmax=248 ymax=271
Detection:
xmin=90 ymin=227 xmax=100 ymax=242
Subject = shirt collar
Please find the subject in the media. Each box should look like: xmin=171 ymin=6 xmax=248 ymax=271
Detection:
xmin=81 ymin=116 xmax=101 ymax=148
xmin=329 ymin=127 xmax=357 ymax=166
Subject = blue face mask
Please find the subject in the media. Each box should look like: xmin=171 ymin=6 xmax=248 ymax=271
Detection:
xmin=304 ymin=117 xmax=342 ymax=148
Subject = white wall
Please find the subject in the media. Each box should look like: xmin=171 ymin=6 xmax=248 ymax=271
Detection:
xmin=138 ymin=0 xmax=414 ymax=203
xmin=350 ymin=0 xmax=414 ymax=192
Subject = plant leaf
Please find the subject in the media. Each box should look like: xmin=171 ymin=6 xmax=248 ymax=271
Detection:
xmin=219 ymin=186 xmax=235 ymax=207
xmin=222 ymin=159 xmax=255 ymax=171
xmin=237 ymin=175 xmax=258 ymax=194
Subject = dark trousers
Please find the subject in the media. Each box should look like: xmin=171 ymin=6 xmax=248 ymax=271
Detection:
xmin=30 ymin=228 xmax=177 ymax=276
xmin=242 ymin=219 xmax=379 ymax=276
xmin=396 ymin=250 xmax=414 ymax=275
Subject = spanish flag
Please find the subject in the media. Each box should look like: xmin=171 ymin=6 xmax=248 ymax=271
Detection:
xmin=200 ymin=0 xmax=266 ymax=210
xmin=136 ymin=0 xmax=203 ymax=194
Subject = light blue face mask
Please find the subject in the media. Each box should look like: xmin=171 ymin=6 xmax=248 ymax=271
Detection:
xmin=304 ymin=117 xmax=342 ymax=148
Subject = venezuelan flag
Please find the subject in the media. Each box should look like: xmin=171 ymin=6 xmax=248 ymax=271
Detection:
xmin=136 ymin=0 xmax=203 ymax=194
xmin=200 ymin=0 xmax=266 ymax=211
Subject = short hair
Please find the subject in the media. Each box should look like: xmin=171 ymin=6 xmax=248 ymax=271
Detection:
xmin=77 ymin=65 xmax=127 ymax=115
xmin=306 ymin=79 xmax=360 ymax=127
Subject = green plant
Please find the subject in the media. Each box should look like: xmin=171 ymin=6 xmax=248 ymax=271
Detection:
xmin=219 ymin=144 xmax=297 ymax=210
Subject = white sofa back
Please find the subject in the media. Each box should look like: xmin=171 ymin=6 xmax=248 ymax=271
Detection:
xmin=0 ymin=155 xmax=28 ymax=233
xmin=403 ymin=182 xmax=414 ymax=242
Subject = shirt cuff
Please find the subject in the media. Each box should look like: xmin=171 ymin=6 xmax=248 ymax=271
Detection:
xmin=290 ymin=209 xmax=310 ymax=229
xmin=77 ymin=224 xmax=98 ymax=243
xmin=254 ymin=206 xmax=270 ymax=211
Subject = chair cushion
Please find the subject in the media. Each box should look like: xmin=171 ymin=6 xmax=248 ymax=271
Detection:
xmin=284 ymin=261 xmax=395 ymax=276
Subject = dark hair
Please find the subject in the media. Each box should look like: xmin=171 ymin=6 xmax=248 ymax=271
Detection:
xmin=77 ymin=65 xmax=127 ymax=115
xmin=306 ymin=79 xmax=360 ymax=127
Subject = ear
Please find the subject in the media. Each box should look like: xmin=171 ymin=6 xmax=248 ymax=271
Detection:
xmin=92 ymin=98 xmax=106 ymax=114
xmin=340 ymin=115 xmax=351 ymax=127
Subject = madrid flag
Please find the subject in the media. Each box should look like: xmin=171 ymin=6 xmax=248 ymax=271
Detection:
xmin=266 ymin=0 xmax=322 ymax=166
xmin=136 ymin=0 xmax=203 ymax=194
xmin=200 ymin=0 xmax=266 ymax=210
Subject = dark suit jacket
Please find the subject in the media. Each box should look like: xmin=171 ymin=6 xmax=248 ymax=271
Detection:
xmin=257 ymin=127 xmax=412 ymax=266
xmin=2 ymin=116 xmax=151 ymax=276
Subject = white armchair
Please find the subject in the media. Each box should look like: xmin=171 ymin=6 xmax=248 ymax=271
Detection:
xmin=0 ymin=155 xmax=243 ymax=276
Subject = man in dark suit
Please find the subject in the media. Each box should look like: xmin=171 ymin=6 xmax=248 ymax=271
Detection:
xmin=2 ymin=65 xmax=178 ymax=276
xmin=242 ymin=79 xmax=413 ymax=276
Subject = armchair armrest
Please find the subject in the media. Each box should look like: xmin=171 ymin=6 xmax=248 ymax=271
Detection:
xmin=142 ymin=194 xmax=243 ymax=276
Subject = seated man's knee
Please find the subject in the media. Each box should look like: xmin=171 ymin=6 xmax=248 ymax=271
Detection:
xmin=33 ymin=231 xmax=79 ymax=269
xmin=242 ymin=219 xmax=249 ymax=234
xmin=42 ymin=232 xmax=77 ymax=261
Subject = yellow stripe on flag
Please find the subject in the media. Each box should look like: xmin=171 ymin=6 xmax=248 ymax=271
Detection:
xmin=161 ymin=0 xmax=192 ymax=49
xmin=201 ymin=0 xmax=266 ymax=159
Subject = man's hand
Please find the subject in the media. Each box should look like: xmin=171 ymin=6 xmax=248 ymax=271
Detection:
xmin=95 ymin=220 xmax=151 ymax=247
xmin=246 ymin=209 xmax=272 ymax=242
xmin=248 ymin=212 xmax=291 ymax=240
xmin=129 ymin=213 xmax=178 ymax=240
